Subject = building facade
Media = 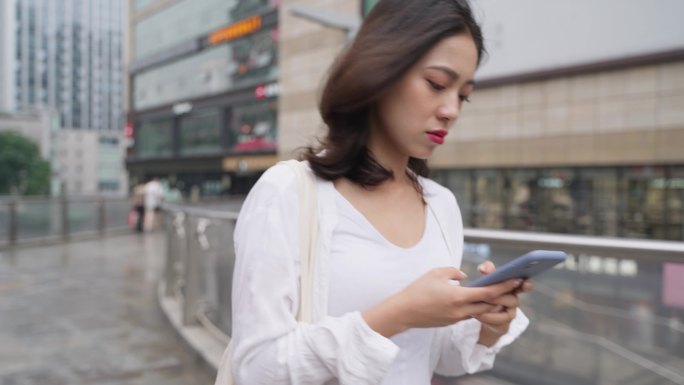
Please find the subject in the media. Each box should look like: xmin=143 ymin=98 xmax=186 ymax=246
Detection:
xmin=278 ymin=0 xmax=684 ymax=241
xmin=54 ymin=129 xmax=128 ymax=196
xmin=0 ymin=0 xmax=125 ymax=131
xmin=126 ymin=0 xmax=279 ymax=196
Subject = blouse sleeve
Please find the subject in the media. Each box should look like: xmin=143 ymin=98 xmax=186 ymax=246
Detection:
xmin=432 ymin=308 xmax=529 ymax=376
xmin=429 ymin=181 xmax=530 ymax=376
xmin=226 ymin=164 xmax=399 ymax=385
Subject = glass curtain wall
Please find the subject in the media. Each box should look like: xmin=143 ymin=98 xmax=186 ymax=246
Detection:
xmin=434 ymin=165 xmax=684 ymax=241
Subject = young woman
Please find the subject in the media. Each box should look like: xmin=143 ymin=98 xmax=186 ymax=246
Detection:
xmin=226 ymin=0 xmax=532 ymax=384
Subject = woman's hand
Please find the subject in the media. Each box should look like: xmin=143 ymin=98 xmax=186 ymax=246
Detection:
xmin=362 ymin=267 xmax=524 ymax=338
xmin=473 ymin=261 xmax=533 ymax=346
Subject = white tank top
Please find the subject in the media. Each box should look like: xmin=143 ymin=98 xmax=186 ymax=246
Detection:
xmin=328 ymin=189 xmax=453 ymax=385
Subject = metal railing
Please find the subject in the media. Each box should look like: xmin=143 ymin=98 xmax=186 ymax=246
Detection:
xmin=161 ymin=203 xmax=684 ymax=385
xmin=0 ymin=196 xmax=131 ymax=247
xmin=161 ymin=202 xmax=241 ymax=345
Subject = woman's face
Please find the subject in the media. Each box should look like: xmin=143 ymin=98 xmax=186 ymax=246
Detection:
xmin=371 ymin=33 xmax=478 ymax=161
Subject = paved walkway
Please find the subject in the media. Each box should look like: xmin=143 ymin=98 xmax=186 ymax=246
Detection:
xmin=0 ymin=232 xmax=214 ymax=385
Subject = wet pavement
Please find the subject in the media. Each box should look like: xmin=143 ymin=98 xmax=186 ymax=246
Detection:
xmin=0 ymin=232 xmax=214 ymax=385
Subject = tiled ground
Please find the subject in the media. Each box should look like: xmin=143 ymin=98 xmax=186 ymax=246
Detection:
xmin=0 ymin=232 xmax=214 ymax=385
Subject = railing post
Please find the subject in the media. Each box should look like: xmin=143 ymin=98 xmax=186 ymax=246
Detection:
xmin=166 ymin=211 xmax=185 ymax=297
xmin=61 ymin=196 xmax=69 ymax=241
xmin=8 ymin=201 xmax=17 ymax=245
xmin=182 ymin=214 xmax=200 ymax=326
xmin=98 ymin=198 xmax=106 ymax=236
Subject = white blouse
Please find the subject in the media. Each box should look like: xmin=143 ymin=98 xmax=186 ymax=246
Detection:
xmin=226 ymin=162 xmax=529 ymax=385
xmin=329 ymin=189 xmax=453 ymax=385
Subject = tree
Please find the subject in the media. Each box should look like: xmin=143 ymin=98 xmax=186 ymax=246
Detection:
xmin=0 ymin=131 xmax=51 ymax=195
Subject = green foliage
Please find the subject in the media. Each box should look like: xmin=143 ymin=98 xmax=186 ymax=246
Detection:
xmin=0 ymin=131 xmax=51 ymax=195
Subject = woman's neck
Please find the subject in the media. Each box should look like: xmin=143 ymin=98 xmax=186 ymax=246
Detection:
xmin=367 ymin=134 xmax=411 ymax=187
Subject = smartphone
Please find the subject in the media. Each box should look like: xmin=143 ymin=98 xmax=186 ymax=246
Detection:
xmin=465 ymin=250 xmax=567 ymax=287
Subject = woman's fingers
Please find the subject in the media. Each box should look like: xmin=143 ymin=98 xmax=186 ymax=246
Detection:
xmin=486 ymin=293 xmax=519 ymax=309
xmin=477 ymin=261 xmax=496 ymax=275
xmin=461 ymin=279 xmax=523 ymax=303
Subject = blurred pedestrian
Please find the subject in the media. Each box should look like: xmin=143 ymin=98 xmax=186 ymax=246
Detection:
xmin=219 ymin=1 xmax=532 ymax=384
xmin=131 ymin=181 xmax=146 ymax=233
xmin=144 ymin=176 xmax=163 ymax=231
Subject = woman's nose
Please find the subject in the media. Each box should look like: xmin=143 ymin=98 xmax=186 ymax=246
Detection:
xmin=436 ymin=100 xmax=459 ymax=125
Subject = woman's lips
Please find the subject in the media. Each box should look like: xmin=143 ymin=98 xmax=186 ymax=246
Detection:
xmin=426 ymin=129 xmax=448 ymax=145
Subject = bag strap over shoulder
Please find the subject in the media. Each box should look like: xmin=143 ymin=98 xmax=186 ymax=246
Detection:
xmin=281 ymin=159 xmax=318 ymax=323
xmin=214 ymin=160 xmax=319 ymax=385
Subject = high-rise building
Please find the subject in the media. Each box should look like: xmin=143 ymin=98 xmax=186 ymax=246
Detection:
xmin=0 ymin=0 xmax=125 ymax=131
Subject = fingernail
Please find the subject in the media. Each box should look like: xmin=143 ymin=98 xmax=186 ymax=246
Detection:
xmin=460 ymin=270 xmax=468 ymax=278
xmin=513 ymin=279 xmax=523 ymax=287
xmin=477 ymin=263 xmax=485 ymax=272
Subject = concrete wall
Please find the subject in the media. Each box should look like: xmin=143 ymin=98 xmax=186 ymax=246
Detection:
xmin=277 ymin=0 xmax=358 ymax=160
xmin=431 ymin=60 xmax=684 ymax=169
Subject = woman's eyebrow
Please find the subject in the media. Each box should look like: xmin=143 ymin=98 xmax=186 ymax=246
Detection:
xmin=426 ymin=65 xmax=475 ymax=86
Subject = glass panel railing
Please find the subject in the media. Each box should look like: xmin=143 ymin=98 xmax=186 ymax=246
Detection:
xmin=0 ymin=204 xmax=8 ymax=244
xmin=67 ymin=200 xmax=99 ymax=235
xmin=0 ymin=197 xmax=133 ymax=246
xmin=105 ymin=200 xmax=131 ymax=229
xmin=16 ymin=200 xmax=59 ymax=241
xmin=436 ymin=239 xmax=684 ymax=385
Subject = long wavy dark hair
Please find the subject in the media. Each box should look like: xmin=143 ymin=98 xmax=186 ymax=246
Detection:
xmin=304 ymin=0 xmax=485 ymax=191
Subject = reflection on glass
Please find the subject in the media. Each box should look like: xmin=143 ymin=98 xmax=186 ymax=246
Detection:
xmin=180 ymin=109 xmax=222 ymax=156
xmin=134 ymin=0 xmax=276 ymax=61
xmin=133 ymin=28 xmax=278 ymax=111
xmin=666 ymin=167 xmax=684 ymax=241
xmin=504 ymin=169 xmax=538 ymax=231
xmin=231 ymin=100 xmax=277 ymax=153
xmin=437 ymin=169 xmax=473 ymax=227
xmin=438 ymin=166 xmax=682 ymax=241
xmin=624 ymin=166 xmax=666 ymax=240
xmin=136 ymin=119 xmax=173 ymax=158
xmin=450 ymin=243 xmax=684 ymax=385
xmin=473 ymin=169 xmax=504 ymax=229
xmin=578 ymin=168 xmax=619 ymax=237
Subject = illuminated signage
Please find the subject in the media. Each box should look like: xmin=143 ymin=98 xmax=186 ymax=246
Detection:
xmin=173 ymin=102 xmax=193 ymax=115
xmin=208 ymin=16 xmax=262 ymax=46
xmin=254 ymin=83 xmax=279 ymax=100
xmin=124 ymin=122 xmax=134 ymax=138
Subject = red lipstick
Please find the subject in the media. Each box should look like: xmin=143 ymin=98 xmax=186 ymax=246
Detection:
xmin=426 ymin=129 xmax=448 ymax=145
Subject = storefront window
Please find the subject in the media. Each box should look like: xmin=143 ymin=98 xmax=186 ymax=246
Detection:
xmin=439 ymin=170 xmax=473 ymax=227
xmin=431 ymin=166 xmax=682 ymax=241
xmin=665 ymin=166 xmax=684 ymax=241
xmin=504 ymin=169 xmax=538 ymax=232
xmin=537 ymin=168 xmax=577 ymax=234
xmin=136 ymin=119 xmax=173 ymax=158
xmin=179 ymin=109 xmax=222 ymax=156
xmin=578 ymin=168 xmax=619 ymax=237
xmin=472 ymin=169 xmax=504 ymax=229
xmin=623 ymin=167 xmax=666 ymax=240
xmin=133 ymin=28 xmax=278 ymax=111
xmin=230 ymin=28 xmax=279 ymax=89
xmin=231 ymin=100 xmax=277 ymax=153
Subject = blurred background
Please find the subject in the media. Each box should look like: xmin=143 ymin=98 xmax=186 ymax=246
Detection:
xmin=0 ymin=0 xmax=683 ymax=384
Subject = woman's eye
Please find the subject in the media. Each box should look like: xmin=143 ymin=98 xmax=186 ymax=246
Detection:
xmin=459 ymin=95 xmax=471 ymax=103
xmin=428 ymin=80 xmax=446 ymax=91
